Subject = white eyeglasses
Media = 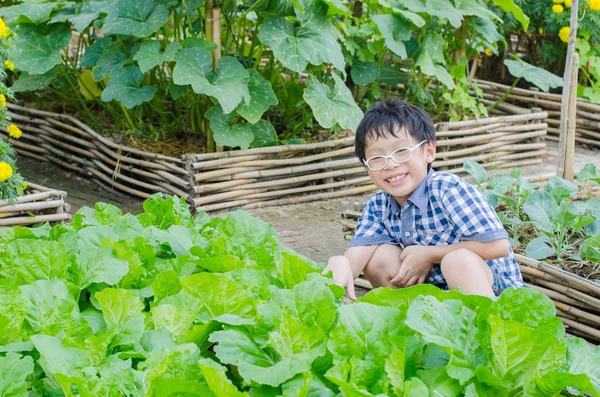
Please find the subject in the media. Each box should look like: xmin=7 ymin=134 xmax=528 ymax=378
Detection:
xmin=363 ymin=140 xmax=427 ymax=171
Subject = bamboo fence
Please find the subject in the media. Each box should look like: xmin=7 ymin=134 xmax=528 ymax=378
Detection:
xmin=4 ymin=104 xmax=548 ymax=213
xmin=0 ymin=182 xmax=71 ymax=227
xmin=475 ymin=79 xmax=600 ymax=148
xmin=341 ymin=203 xmax=600 ymax=344
xmin=183 ymin=110 xmax=548 ymax=212
xmin=2 ymin=103 xmax=190 ymax=200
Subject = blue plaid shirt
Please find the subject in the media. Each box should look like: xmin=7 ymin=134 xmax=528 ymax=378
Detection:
xmin=349 ymin=169 xmax=524 ymax=292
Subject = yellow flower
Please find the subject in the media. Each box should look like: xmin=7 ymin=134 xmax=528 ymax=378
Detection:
xmin=484 ymin=48 xmax=493 ymax=56
xmin=22 ymin=181 xmax=28 ymax=190
xmin=559 ymin=26 xmax=570 ymax=43
xmin=7 ymin=124 xmax=22 ymax=139
xmin=539 ymin=27 xmax=544 ymax=34
xmin=0 ymin=94 xmax=5 ymax=108
xmin=0 ymin=18 xmax=9 ymax=39
xmin=552 ymin=4 xmax=564 ymax=12
xmin=565 ymin=0 xmax=572 ymax=6
xmin=553 ymin=0 xmax=564 ymax=3
xmin=0 ymin=162 xmax=13 ymax=182
xmin=4 ymin=60 xmax=14 ymax=71
xmin=589 ymin=0 xmax=600 ymax=11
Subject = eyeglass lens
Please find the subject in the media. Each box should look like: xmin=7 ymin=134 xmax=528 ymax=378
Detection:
xmin=366 ymin=148 xmax=411 ymax=170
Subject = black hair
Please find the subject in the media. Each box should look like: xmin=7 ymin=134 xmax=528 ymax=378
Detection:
xmin=354 ymin=99 xmax=436 ymax=165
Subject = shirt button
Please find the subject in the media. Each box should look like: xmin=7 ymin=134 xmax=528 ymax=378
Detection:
xmin=404 ymin=232 xmax=410 ymax=237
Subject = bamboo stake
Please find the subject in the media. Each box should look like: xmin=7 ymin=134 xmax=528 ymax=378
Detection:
xmin=526 ymin=283 xmax=599 ymax=312
xmin=0 ymin=213 xmax=71 ymax=226
xmin=0 ymin=199 xmax=65 ymax=213
xmin=560 ymin=52 xmax=579 ymax=181
xmin=554 ymin=300 xmax=600 ymax=328
xmin=0 ymin=191 xmax=57 ymax=207
xmin=561 ymin=317 xmax=600 ymax=341
xmin=557 ymin=0 xmax=580 ymax=177
xmin=516 ymin=254 xmax=600 ymax=297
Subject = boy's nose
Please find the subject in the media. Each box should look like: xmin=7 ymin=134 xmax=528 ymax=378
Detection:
xmin=383 ymin=159 xmax=400 ymax=171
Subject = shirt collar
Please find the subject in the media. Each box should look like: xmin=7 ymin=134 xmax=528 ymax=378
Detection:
xmin=407 ymin=168 xmax=434 ymax=213
xmin=385 ymin=168 xmax=434 ymax=216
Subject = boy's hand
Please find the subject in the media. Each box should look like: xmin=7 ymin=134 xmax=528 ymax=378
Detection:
xmin=390 ymin=245 xmax=434 ymax=288
xmin=322 ymin=256 xmax=357 ymax=301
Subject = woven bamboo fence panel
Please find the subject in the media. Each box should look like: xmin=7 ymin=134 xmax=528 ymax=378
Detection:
xmin=183 ymin=110 xmax=548 ymax=212
xmin=0 ymin=182 xmax=71 ymax=227
xmin=2 ymin=103 xmax=547 ymax=213
xmin=340 ymin=203 xmax=600 ymax=344
xmin=476 ymin=79 xmax=600 ymax=148
xmin=2 ymin=103 xmax=190 ymax=200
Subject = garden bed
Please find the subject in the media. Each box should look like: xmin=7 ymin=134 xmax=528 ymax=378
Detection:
xmin=0 ymin=182 xmax=71 ymax=227
xmin=3 ymin=103 xmax=548 ymax=213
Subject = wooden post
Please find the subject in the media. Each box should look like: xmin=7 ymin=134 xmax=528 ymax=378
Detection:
xmin=564 ymin=53 xmax=579 ymax=181
xmin=212 ymin=7 xmax=224 ymax=153
xmin=204 ymin=0 xmax=216 ymax=153
xmin=557 ymin=0 xmax=579 ymax=178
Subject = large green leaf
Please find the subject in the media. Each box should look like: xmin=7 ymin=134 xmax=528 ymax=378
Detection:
xmin=10 ymin=70 xmax=57 ymax=93
xmin=485 ymin=288 xmax=564 ymax=339
xmin=7 ymin=22 xmax=71 ymax=74
xmin=504 ymin=58 xmax=563 ymax=92
xmin=173 ymin=48 xmax=250 ymax=114
xmin=0 ymin=240 xmax=70 ymax=286
xmin=492 ymin=0 xmax=529 ymax=30
xmin=206 ymin=105 xmax=255 ymax=150
xmin=483 ymin=315 xmax=561 ymax=394
xmin=30 ymin=334 xmax=90 ymax=389
xmin=236 ymin=70 xmax=278 ymax=124
xmin=415 ymin=32 xmax=454 ymax=89
xmin=198 ymin=358 xmax=249 ymax=397
xmin=351 ymin=61 xmax=380 ymax=86
xmin=20 ymin=279 xmax=91 ymax=339
xmin=405 ymin=296 xmax=480 ymax=384
xmin=372 ymin=14 xmax=412 ymax=59
xmin=326 ymin=303 xmax=405 ymax=392
xmin=95 ymin=288 xmax=145 ymax=346
xmin=101 ymin=66 xmax=157 ymax=109
xmin=92 ymin=43 xmax=128 ymax=82
xmin=134 ymin=41 xmax=182 ymax=73
xmin=211 ymin=312 xmax=326 ymax=387
xmin=101 ymin=0 xmax=171 ymax=37
xmin=525 ymin=237 xmax=555 ymax=260
xmin=523 ymin=191 xmax=557 ymax=234
xmin=0 ymin=352 xmax=34 ymax=397
xmin=303 ymin=74 xmax=363 ymax=131
xmin=180 ymin=272 xmax=256 ymax=325
xmin=0 ymin=3 xmax=57 ymax=24
xmin=258 ymin=1 xmax=345 ymax=73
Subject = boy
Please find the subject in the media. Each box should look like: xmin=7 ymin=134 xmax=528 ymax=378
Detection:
xmin=323 ymin=99 xmax=524 ymax=299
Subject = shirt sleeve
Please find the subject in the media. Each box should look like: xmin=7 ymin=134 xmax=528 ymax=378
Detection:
xmin=441 ymin=177 xmax=508 ymax=242
xmin=348 ymin=195 xmax=396 ymax=247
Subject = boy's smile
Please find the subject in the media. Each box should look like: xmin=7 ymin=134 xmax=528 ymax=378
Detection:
xmin=364 ymin=130 xmax=436 ymax=206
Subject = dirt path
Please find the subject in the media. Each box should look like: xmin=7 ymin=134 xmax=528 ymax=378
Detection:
xmin=17 ymin=141 xmax=600 ymax=264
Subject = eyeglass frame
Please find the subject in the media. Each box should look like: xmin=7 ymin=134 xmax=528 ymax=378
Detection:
xmin=362 ymin=140 xmax=427 ymax=171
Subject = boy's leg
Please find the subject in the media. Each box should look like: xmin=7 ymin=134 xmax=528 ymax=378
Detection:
xmin=363 ymin=244 xmax=403 ymax=288
xmin=440 ymin=248 xmax=495 ymax=297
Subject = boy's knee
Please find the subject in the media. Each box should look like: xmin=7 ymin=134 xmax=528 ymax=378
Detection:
xmin=440 ymin=248 xmax=481 ymax=276
xmin=363 ymin=244 xmax=402 ymax=279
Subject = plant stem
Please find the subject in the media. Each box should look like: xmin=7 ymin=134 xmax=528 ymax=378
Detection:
xmin=119 ymin=104 xmax=137 ymax=131
xmin=486 ymin=77 xmax=520 ymax=111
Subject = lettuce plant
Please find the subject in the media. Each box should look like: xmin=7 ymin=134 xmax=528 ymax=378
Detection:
xmin=0 ymin=194 xmax=598 ymax=396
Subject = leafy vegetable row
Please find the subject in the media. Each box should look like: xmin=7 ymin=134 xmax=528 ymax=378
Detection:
xmin=0 ymin=195 xmax=598 ymax=396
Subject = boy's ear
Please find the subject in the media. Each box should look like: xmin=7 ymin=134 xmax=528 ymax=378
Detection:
xmin=425 ymin=141 xmax=436 ymax=164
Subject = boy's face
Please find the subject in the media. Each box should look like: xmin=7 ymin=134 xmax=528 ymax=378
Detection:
xmin=364 ymin=129 xmax=436 ymax=205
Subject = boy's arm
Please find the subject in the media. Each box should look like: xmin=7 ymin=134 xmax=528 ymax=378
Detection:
xmin=324 ymin=245 xmax=378 ymax=300
xmin=324 ymin=194 xmax=394 ymax=300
